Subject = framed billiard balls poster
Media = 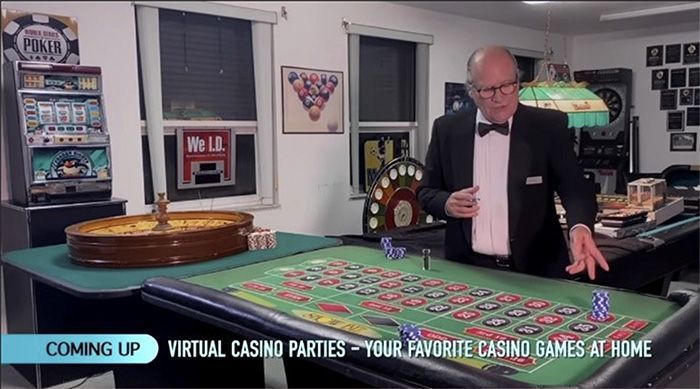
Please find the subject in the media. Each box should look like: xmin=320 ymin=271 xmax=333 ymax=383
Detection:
xmin=282 ymin=66 xmax=344 ymax=134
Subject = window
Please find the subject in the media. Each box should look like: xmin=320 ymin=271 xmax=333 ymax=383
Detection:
xmin=359 ymin=36 xmax=416 ymax=122
xmin=135 ymin=2 xmax=276 ymax=209
xmin=515 ymin=55 xmax=537 ymax=84
xmin=346 ymin=23 xmax=432 ymax=195
xmin=509 ymin=47 xmax=546 ymax=84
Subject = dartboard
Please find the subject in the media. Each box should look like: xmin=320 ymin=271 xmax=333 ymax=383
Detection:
xmin=362 ymin=157 xmax=436 ymax=234
xmin=594 ymin=87 xmax=623 ymax=123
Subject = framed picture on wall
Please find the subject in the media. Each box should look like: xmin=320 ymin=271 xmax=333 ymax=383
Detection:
xmin=670 ymin=132 xmax=696 ymax=151
xmin=358 ymin=132 xmax=410 ymax=193
xmin=281 ymin=66 xmax=344 ymax=134
xmin=667 ymin=111 xmax=684 ymax=131
xmin=665 ymin=44 xmax=681 ymax=63
xmin=670 ymin=68 xmax=687 ymax=88
xmin=679 ymin=88 xmax=694 ymax=105
xmin=646 ymin=45 xmax=663 ymax=67
xmin=651 ymin=69 xmax=668 ymax=90
xmin=689 ymin=67 xmax=700 ymax=87
xmin=660 ymin=89 xmax=677 ymax=110
xmin=683 ymin=42 xmax=699 ymax=64
xmin=547 ymin=63 xmax=572 ymax=82
xmin=444 ymin=82 xmax=475 ymax=115
xmin=688 ymin=107 xmax=700 ymax=127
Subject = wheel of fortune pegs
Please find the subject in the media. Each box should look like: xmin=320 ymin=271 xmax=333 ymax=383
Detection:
xmin=362 ymin=157 xmax=437 ymax=234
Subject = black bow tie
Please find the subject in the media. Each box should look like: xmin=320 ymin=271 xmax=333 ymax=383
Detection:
xmin=477 ymin=121 xmax=509 ymax=137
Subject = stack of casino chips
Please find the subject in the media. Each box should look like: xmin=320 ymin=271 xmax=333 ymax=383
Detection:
xmin=398 ymin=323 xmax=422 ymax=347
xmin=381 ymin=237 xmax=406 ymax=260
xmin=247 ymin=228 xmax=278 ymax=251
xmin=387 ymin=247 xmax=406 ymax=259
xmin=591 ymin=289 xmax=610 ymax=321
xmin=380 ymin=237 xmax=393 ymax=251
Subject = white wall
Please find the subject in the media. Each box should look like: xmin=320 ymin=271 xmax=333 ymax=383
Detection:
xmin=221 ymin=1 xmax=566 ymax=235
xmin=570 ymin=22 xmax=700 ymax=173
xmin=1 ymin=1 xmax=565 ymax=236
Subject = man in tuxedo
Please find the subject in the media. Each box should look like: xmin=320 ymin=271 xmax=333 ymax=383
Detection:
xmin=418 ymin=46 xmax=609 ymax=279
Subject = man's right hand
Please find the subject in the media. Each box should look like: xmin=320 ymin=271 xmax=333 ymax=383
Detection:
xmin=445 ymin=186 xmax=480 ymax=218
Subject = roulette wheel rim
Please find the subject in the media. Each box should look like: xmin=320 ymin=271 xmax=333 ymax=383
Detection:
xmin=65 ymin=210 xmax=254 ymax=268
xmin=362 ymin=156 xmax=435 ymax=234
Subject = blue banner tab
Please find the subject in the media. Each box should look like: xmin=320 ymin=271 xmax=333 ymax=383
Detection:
xmin=1 ymin=334 xmax=158 ymax=364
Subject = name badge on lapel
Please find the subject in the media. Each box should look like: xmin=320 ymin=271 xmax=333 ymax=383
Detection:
xmin=526 ymin=176 xmax=543 ymax=185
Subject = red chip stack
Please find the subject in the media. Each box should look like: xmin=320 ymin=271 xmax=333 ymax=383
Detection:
xmin=247 ymin=227 xmax=278 ymax=251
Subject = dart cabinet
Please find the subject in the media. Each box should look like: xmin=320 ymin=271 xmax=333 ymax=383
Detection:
xmin=573 ymin=68 xmax=633 ymax=194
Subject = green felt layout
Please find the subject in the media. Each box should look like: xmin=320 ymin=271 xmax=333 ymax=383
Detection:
xmin=2 ymin=232 xmax=340 ymax=292
xmin=184 ymin=245 xmax=678 ymax=386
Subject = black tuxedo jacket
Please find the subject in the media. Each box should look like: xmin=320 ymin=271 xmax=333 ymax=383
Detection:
xmin=417 ymin=104 xmax=596 ymax=276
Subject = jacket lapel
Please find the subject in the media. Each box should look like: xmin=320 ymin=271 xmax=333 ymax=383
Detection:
xmin=454 ymin=110 xmax=476 ymax=244
xmin=453 ymin=110 xmax=476 ymax=189
xmin=508 ymin=104 xmax=533 ymax=244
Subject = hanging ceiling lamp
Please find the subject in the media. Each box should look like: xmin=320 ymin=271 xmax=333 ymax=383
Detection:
xmin=518 ymin=6 xmax=610 ymax=128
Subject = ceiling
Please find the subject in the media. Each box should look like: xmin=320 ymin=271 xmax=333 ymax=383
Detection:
xmin=394 ymin=1 xmax=700 ymax=35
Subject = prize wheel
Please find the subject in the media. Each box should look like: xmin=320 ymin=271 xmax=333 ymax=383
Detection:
xmin=594 ymin=87 xmax=623 ymax=123
xmin=362 ymin=157 xmax=436 ymax=234
xmin=65 ymin=194 xmax=254 ymax=267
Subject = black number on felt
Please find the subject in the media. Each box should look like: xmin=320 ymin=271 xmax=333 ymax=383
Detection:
xmin=555 ymin=306 xmax=581 ymax=316
xmin=470 ymin=289 xmax=494 ymax=297
xmin=427 ymin=304 xmax=452 ymax=313
xmin=476 ymin=302 xmax=501 ymax=311
xmin=425 ymin=291 xmax=447 ymax=299
xmin=483 ymin=317 xmax=510 ymax=327
xmin=514 ymin=325 xmax=543 ymax=335
xmin=506 ymin=309 xmax=530 ymax=318
xmin=569 ymin=322 xmax=598 ymax=333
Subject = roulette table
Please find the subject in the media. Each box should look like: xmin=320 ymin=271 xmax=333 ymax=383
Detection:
xmin=142 ymin=245 xmax=699 ymax=388
xmin=338 ymin=213 xmax=700 ymax=296
xmin=1 ymin=231 xmax=339 ymax=388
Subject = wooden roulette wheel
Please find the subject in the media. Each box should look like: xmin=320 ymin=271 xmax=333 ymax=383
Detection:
xmin=65 ymin=194 xmax=254 ymax=267
xmin=362 ymin=157 xmax=437 ymax=234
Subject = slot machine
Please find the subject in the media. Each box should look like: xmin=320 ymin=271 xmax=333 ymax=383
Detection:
xmin=2 ymin=61 xmax=112 ymax=205
xmin=1 ymin=63 xmax=125 ymax=388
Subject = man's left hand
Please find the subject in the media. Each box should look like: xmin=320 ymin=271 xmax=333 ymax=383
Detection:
xmin=565 ymin=227 xmax=609 ymax=280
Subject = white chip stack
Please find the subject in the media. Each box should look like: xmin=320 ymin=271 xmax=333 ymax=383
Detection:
xmin=247 ymin=228 xmax=278 ymax=250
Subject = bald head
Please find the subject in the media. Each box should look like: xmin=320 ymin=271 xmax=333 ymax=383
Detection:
xmin=466 ymin=46 xmax=519 ymax=88
xmin=465 ymin=46 xmax=521 ymax=124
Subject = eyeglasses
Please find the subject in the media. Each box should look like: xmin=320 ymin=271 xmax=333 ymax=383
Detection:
xmin=473 ymin=81 xmax=518 ymax=99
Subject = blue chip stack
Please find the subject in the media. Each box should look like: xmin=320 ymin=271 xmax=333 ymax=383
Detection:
xmin=380 ymin=237 xmax=406 ymax=260
xmin=399 ymin=323 xmax=422 ymax=347
xmin=387 ymin=247 xmax=406 ymax=260
xmin=380 ymin=237 xmax=393 ymax=251
xmin=591 ymin=289 xmax=610 ymax=321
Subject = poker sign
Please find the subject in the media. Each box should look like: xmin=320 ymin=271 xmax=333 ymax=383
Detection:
xmin=2 ymin=9 xmax=80 ymax=64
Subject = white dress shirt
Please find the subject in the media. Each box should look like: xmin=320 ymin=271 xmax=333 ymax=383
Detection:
xmin=472 ymin=110 xmax=513 ymax=256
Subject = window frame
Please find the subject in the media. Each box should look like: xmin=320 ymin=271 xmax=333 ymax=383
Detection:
xmin=135 ymin=1 xmax=277 ymax=211
xmin=346 ymin=22 xmax=433 ymax=197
